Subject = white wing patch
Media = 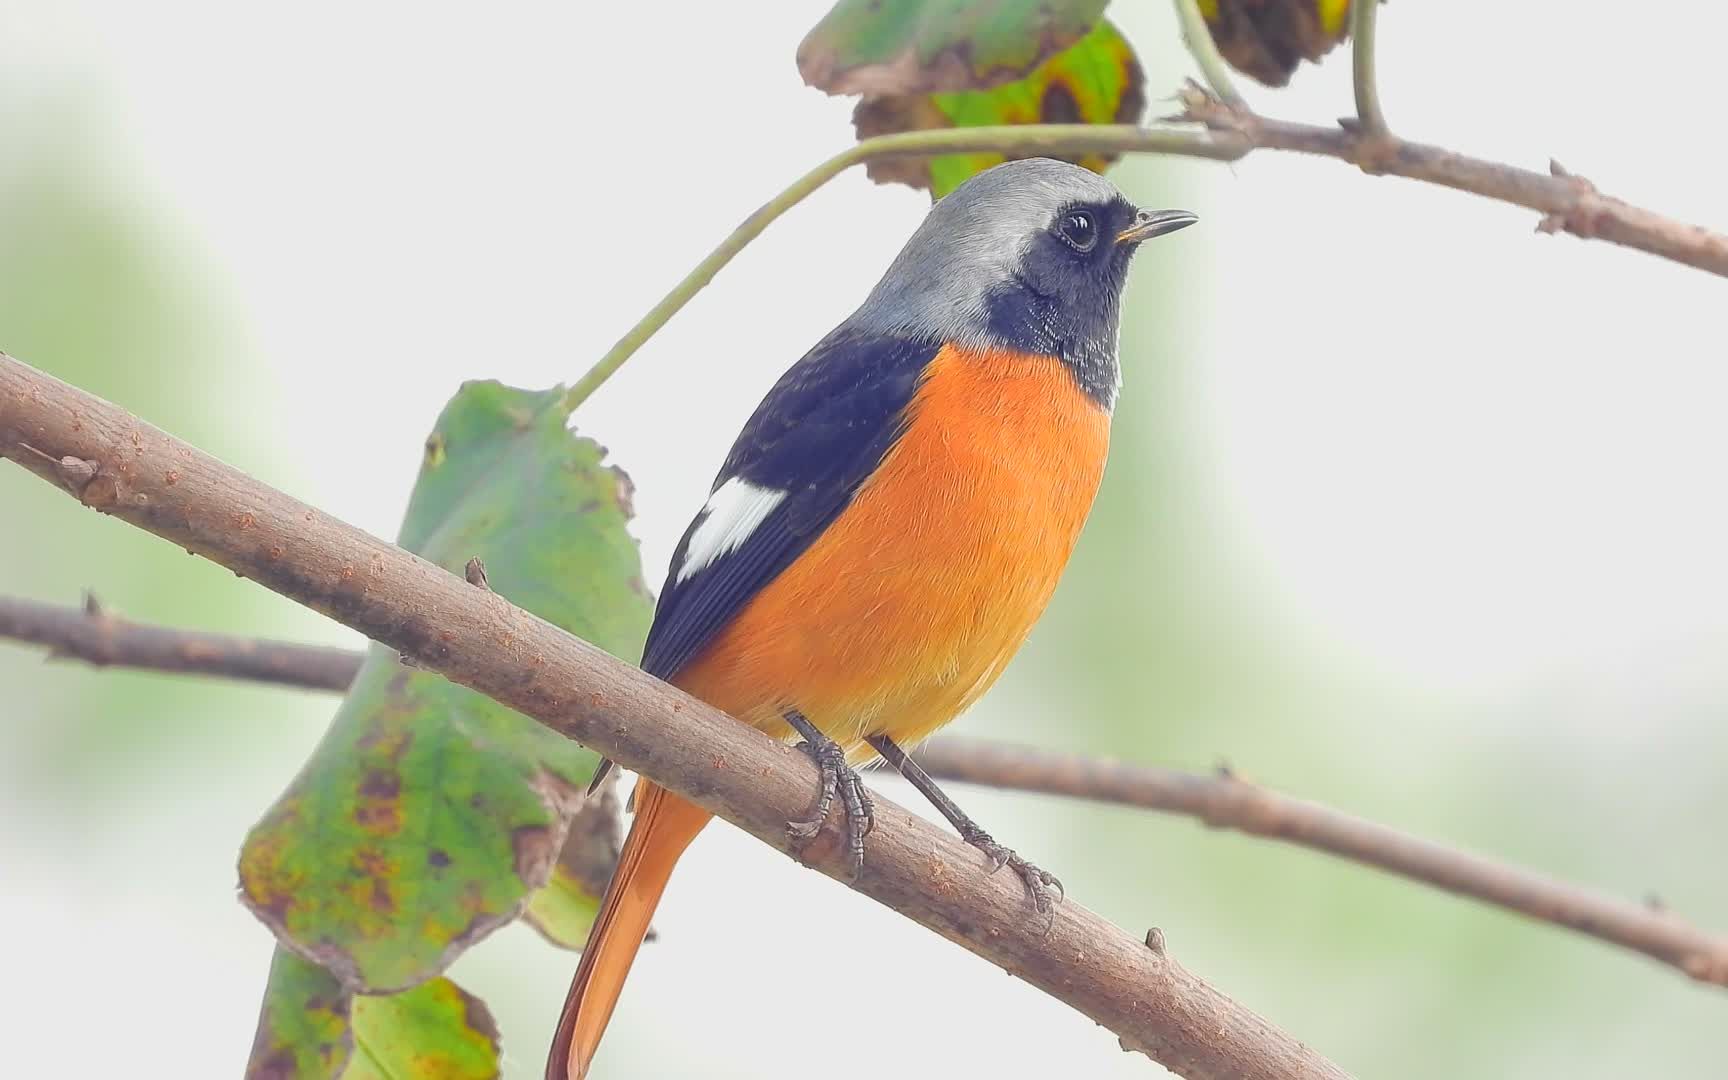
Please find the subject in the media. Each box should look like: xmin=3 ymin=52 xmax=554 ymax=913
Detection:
xmin=675 ymin=477 xmax=789 ymax=583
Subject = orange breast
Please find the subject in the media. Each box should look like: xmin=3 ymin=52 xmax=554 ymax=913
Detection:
xmin=673 ymin=344 xmax=1110 ymax=755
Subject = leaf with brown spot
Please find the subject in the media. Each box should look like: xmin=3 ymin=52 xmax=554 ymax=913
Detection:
xmin=247 ymin=947 xmax=353 ymax=1080
xmin=341 ymin=977 xmax=500 ymax=1080
xmin=239 ymin=383 xmax=652 ymax=992
xmin=853 ymin=20 xmax=1145 ymax=197
xmin=1198 ymin=0 xmax=1352 ymax=87
xmin=799 ymin=0 xmax=1108 ymax=97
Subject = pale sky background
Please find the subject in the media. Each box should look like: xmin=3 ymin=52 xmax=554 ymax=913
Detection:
xmin=2 ymin=1 xmax=1725 ymax=1077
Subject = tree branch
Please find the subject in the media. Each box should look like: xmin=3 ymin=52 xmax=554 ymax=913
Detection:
xmin=5 ymin=593 xmax=1724 ymax=987
xmin=1172 ymin=81 xmax=1728 ymax=275
xmin=0 ymin=594 xmax=358 ymax=691
xmin=912 ymin=739 xmax=1728 ymax=988
xmin=0 ymin=352 xmax=1349 ymax=1080
xmin=564 ymin=91 xmax=1728 ymax=411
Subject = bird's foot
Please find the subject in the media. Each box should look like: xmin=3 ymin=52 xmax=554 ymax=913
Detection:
xmin=784 ymin=712 xmax=875 ymax=877
xmin=958 ymin=822 xmax=1063 ymax=916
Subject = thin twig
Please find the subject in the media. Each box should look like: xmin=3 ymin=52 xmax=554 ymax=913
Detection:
xmin=0 ymin=594 xmax=359 ymax=691
xmin=0 ymin=352 xmax=1349 ymax=1080
xmin=913 ymin=738 xmax=1728 ymax=988
xmin=559 ymin=124 xmax=1245 ymax=412
xmin=1174 ymin=81 xmax=1728 ymax=274
xmin=564 ymin=90 xmax=1728 ymax=413
xmin=2 ymin=592 xmax=1724 ymax=987
xmin=1349 ymin=0 xmax=1390 ymax=136
xmin=1171 ymin=0 xmax=1246 ymax=107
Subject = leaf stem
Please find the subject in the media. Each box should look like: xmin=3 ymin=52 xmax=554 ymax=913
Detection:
xmin=1350 ymin=0 xmax=1389 ymax=135
xmin=1171 ymin=0 xmax=1246 ymax=108
xmin=559 ymin=124 xmax=1244 ymax=413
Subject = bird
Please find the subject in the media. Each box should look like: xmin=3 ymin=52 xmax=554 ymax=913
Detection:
xmin=546 ymin=157 xmax=1196 ymax=1079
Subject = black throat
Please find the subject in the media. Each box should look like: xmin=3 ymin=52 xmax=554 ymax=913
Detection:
xmin=981 ymin=277 xmax=1122 ymax=410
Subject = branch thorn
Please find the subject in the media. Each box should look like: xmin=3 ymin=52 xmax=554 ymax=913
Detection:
xmin=57 ymin=455 xmax=99 ymax=492
xmin=464 ymin=557 xmax=491 ymax=591
xmin=1145 ymin=927 xmax=1167 ymax=955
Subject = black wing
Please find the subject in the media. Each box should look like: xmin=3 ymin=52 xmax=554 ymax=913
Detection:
xmin=640 ymin=328 xmax=942 ymax=681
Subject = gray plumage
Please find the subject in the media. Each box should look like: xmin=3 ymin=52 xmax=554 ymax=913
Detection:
xmin=845 ymin=158 xmax=1187 ymax=409
xmin=851 ymin=159 xmax=1127 ymax=348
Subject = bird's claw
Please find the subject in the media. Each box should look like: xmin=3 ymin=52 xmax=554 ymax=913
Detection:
xmin=786 ymin=733 xmax=875 ymax=877
xmin=960 ymin=824 xmax=1063 ymax=916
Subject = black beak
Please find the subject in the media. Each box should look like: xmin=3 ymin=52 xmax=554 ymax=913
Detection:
xmin=1116 ymin=208 xmax=1199 ymax=245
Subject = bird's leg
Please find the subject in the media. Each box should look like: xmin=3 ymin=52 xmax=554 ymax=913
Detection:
xmin=867 ymin=734 xmax=1062 ymax=915
xmin=784 ymin=708 xmax=875 ymax=876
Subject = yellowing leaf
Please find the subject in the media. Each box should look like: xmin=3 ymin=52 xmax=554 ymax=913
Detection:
xmin=239 ymin=383 xmax=652 ymax=993
xmin=342 ymin=978 xmax=500 ymax=1080
xmin=853 ymin=20 xmax=1146 ymax=197
xmin=247 ymin=948 xmax=353 ymax=1079
xmin=800 ymin=0 xmax=1108 ymax=96
xmin=1198 ymin=0 xmax=1353 ymax=87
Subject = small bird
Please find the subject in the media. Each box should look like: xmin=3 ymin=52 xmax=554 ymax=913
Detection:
xmin=547 ymin=157 xmax=1196 ymax=1079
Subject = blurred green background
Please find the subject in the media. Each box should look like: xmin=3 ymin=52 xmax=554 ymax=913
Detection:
xmin=2 ymin=2 xmax=1724 ymax=1077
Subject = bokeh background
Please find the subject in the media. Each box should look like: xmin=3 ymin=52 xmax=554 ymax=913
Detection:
xmin=3 ymin=1 xmax=1725 ymax=1076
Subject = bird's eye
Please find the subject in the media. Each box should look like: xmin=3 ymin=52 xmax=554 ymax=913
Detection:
xmin=1057 ymin=209 xmax=1098 ymax=252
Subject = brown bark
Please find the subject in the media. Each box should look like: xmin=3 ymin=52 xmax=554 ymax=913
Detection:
xmin=4 ymin=591 xmax=1725 ymax=987
xmin=0 ymin=351 xmax=1351 ymax=1080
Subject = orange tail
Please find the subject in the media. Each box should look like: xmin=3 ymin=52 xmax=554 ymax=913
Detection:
xmin=545 ymin=781 xmax=712 ymax=1080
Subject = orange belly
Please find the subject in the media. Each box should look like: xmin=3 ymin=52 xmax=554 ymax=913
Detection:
xmin=673 ymin=344 xmax=1110 ymax=756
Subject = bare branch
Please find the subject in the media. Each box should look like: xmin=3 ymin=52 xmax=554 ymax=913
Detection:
xmin=1175 ymin=81 xmax=1728 ymax=274
xmin=0 ymin=351 xmax=1349 ymax=1080
xmin=0 ymin=594 xmax=359 ymax=691
xmin=4 ymin=594 xmax=1724 ymax=988
xmin=913 ymin=739 xmax=1728 ymax=988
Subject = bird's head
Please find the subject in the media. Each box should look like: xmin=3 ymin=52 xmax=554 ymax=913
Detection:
xmin=851 ymin=157 xmax=1197 ymax=409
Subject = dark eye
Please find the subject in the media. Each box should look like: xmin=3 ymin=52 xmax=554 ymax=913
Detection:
xmin=1057 ymin=209 xmax=1098 ymax=252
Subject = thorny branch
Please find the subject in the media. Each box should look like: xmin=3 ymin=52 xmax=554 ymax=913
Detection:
xmin=3 ymin=592 xmax=1725 ymax=987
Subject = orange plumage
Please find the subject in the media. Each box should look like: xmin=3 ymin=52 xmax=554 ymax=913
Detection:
xmin=678 ymin=344 xmax=1110 ymax=750
xmin=549 ymin=345 xmax=1110 ymax=1078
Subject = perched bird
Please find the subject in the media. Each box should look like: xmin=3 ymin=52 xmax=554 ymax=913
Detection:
xmin=548 ymin=157 xmax=1196 ymax=1079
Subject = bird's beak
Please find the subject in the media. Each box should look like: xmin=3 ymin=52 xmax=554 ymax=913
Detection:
xmin=1116 ymin=208 xmax=1199 ymax=246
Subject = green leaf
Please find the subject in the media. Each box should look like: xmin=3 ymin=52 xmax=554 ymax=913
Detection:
xmin=853 ymin=20 xmax=1146 ymax=197
xmin=522 ymin=867 xmax=604 ymax=951
xmin=247 ymin=947 xmax=354 ymax=1080
xmin=799 ymin=0 xmax=1107 ymax=96
xmin=342 ymin=978 xmax=501 ymax=1080
xmin=239 ymin=382 xmax=652 ymax=992
xmin=1198 ymin=0 xmax=1352 ymax=87
xmin=521 ymin=771 xmax=625 ymax=950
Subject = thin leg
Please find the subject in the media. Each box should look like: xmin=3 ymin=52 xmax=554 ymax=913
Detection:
xmin=868 ymin=734 xmax=1062 ymax=915
xmin=784 ymin=709 xmax=875 ymax=877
